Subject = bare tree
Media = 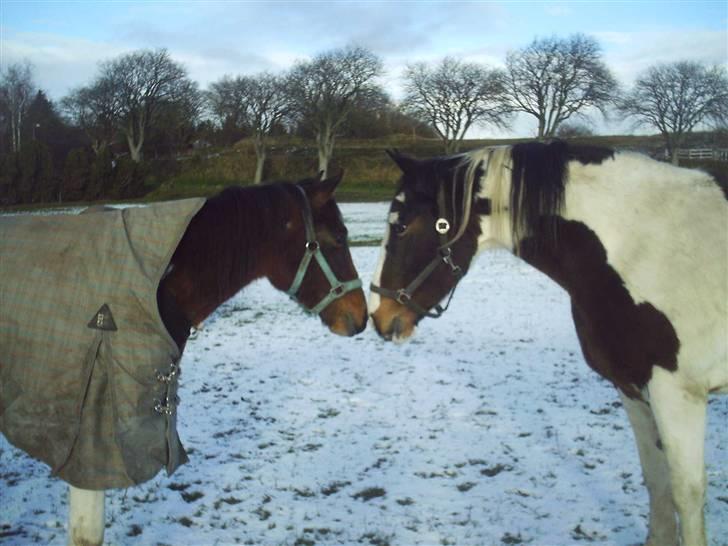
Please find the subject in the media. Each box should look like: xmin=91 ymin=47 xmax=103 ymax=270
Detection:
xmin=100 ymin=49 xmax=195 ymax=162
xmin=505 ymin=34 xmax=617 ymax=138
xmin=0 ymin=61 xmax=37 ymax=153
xmin=402 ymin=57 xmax=509 ymax=153
xmin=287 ymin=45 xmax=383 ymax=177
xmin=207 ymin=73 xmax=290 ymax=183
xmin=619 ymin=61 xmax=728 ymax=165
xmin=62 ymin=76 xmax=121 ymax=155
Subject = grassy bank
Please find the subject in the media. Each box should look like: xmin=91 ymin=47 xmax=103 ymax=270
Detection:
xmin=145 ymin=133 xmax=727 ymax=202
xmin=3 ymin=134 xmax=726 ymax=210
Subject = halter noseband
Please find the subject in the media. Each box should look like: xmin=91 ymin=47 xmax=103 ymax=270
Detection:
xmin=370 ymin=155 xmax=484 ymax=319
xmin=286 ymin=185 xmax=362 ymax=315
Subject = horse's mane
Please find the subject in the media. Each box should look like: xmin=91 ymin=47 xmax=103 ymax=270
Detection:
xmin=509 ymin=141 xmax=614 ymax=243
xmin=169 ymin=183 xmax=296 ymax=303
xmin=459 ymin=141 xmax=614 ymax=247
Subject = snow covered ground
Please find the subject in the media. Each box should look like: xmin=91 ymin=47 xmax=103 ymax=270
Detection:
xmin=1 ymin=202 xmax=726 ymax=546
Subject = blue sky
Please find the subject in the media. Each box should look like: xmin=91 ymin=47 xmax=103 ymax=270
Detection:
xmin=1 ymin=0 xmax=726 ymax=136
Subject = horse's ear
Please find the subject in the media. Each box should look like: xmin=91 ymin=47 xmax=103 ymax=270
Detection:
xmin=307 ymin=170 xmax=343 ymax=209
xmin=386 ymin=149 xmax=419 ymax=173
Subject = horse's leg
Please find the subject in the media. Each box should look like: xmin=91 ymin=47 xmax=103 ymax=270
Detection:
xmin=619 ymin=391 xmax=678 ymax=546
xmin=68 ymin=485 xmax=105 ymax=546
xmin=648 ymin=368 xmax=708 ymax=546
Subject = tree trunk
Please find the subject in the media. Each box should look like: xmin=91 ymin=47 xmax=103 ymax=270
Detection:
xmin=253 ymin=139 xmax=266 ymax=184
xmin=125 ymin=118 xmax=145 ymax=163
xmin=317 ymin=126 xmax=335 ymax=178
xmin=127 ymin=134 xmax=143 ymax=163
xmin=666 ymin=133 xmax=682 ymax=166
xmin=671 ymin=149 xmax=680 ymax=166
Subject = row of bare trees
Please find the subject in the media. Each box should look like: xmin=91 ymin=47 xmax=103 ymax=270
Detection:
xmin=2 ymin=35 xmax=726 ymax=187
xmin=402 ymin=34 xmax=727 ymax=163
xmin=206 ymin=46 xmax=385 ymax=180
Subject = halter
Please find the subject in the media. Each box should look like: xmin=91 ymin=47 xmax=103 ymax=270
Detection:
xmin=286 ymin=185 xmax=362 ymax=315
xmin=370 ymin=153 xmax=486 ymax=319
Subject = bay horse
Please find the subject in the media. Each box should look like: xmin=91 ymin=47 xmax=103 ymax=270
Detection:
xmin=369 ymin=141 xmax=727 ymax=546
xmin=0 ymin=173 xmax=367 ymax=546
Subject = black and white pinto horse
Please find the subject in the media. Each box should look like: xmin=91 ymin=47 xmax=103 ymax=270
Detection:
xmin=369 ymin=141 xmax=727 ymax=546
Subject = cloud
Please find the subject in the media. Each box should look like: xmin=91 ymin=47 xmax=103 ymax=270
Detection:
xmin=1 ymin=32 xmax=127 ymax=98
xmin=544 ymin=4 xmax=574 ymax=17
xmin=598 ymin=29 xmax=727 ymax=83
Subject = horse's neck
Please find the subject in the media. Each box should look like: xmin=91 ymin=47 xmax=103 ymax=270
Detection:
xmin=161 ymin=191 xmax=284 ymax=327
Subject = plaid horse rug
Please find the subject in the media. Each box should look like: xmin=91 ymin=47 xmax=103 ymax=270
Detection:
xmin=0 ymin=198 xmax=205 ymax=490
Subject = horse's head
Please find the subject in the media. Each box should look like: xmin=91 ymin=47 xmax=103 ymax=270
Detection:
xmin=271 ymin=172 xmax=367 ymax=337
xmin=370 ymin=150 xmax=487 ymax=342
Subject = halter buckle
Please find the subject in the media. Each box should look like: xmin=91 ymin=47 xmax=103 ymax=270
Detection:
xmin=396 ymin=289 xmax=412 ymax=304
xmin=305 ymin=241 xmax=319 ymax=251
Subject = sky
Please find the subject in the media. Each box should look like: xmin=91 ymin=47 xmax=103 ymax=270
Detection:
xmin=1 ymin=0 xmax=726 ymax=137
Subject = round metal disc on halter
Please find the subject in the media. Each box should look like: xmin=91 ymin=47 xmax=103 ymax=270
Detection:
xmin=435 ymin=218 xmax=450 ymax=234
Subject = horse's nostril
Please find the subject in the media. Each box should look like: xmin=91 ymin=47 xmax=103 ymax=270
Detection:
xmin=391 ymin=316 xmax=403 ymax=337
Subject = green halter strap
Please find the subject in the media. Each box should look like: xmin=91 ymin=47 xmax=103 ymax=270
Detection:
xmin=286 ymin=185 xmax=362 ymax=315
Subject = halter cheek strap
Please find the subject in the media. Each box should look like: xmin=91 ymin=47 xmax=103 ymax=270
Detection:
xmin=370 ymin=151 xmax=489 ymax=319
xmin=286 ymin=186 xmax=362 ymax=315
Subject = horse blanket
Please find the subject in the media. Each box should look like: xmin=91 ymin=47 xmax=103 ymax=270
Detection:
xmin=0 ymin=198 xmax=205 ymax=490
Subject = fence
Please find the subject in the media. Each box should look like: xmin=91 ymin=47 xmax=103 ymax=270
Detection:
xmin=677 ymin=148 xmax=728 ymax=161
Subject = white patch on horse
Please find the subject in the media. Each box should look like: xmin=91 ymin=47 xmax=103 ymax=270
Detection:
xmin=369 ymin=192 xmax=405 ymax=314
xmin=469 ymin=146 xmax=514 ymax=252
xmin=562 ymin=153 xmax=728 ymax=393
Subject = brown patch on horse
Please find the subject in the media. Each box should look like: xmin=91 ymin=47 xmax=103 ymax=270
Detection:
xmin=518 ymin=218 xmax=679 ymax=398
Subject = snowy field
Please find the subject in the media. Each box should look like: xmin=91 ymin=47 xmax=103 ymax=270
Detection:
xmin=1 ymin=202 xmax=726 ymax=546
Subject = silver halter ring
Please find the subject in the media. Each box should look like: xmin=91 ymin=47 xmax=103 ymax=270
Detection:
xmin=435 ymin=218 xmax=450 ymax=234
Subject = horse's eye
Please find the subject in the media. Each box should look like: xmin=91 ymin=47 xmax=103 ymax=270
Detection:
xmin=392 ymin=223 xmax=408 ymax=236
xmin=335 ymin=233 xmax=347 ymax=246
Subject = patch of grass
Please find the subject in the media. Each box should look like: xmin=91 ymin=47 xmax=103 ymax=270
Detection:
xmin=177 ymin=516 xmax=194 ymax=528
xmin=359 ymin=532 xmax=392 ymax=546
xmin=501 ymin=532 xmax=525 ymax=544
xmin=396 ymin=497 xmax=415 ymax=506
xmin=481 ymin=463 xmax=512 ymax=477
xmin=321 ymin=480 xmax=351 ymax=496
xmin=181 ymin=490 xmax=204 ymax=503
xmin=457 ymin=481 xmax=477 ymax=492
xmin=294 ymin=487 xmax=316 ymax=498
xmin=352 ymin=487 xmax=386 ymax=502
xmin=571 ymin=523 xmax=601 ymax=541
xmin=253 ymin=507 xmax=271 ymax=521
xmin=317 ymin=407 xmax=341 ymax=419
